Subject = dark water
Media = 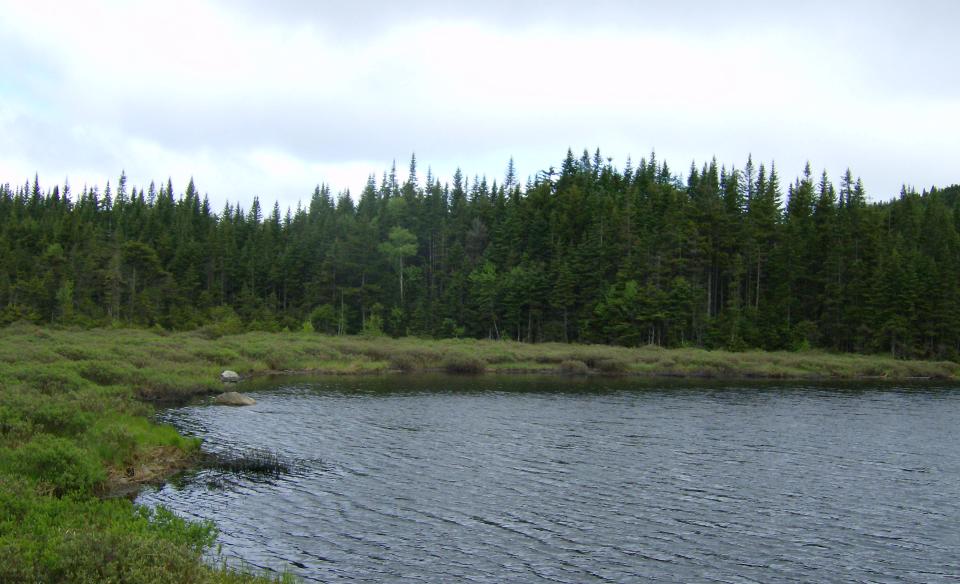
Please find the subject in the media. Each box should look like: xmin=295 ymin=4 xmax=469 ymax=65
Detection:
xmin=137 ymin=376 xmax=960 ymax=582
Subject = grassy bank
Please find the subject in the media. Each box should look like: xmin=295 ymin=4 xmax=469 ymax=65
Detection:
xmin=9 ymin=325 xmax=941 ymax=393
xmin=1 ymin=324 xmax=957 ymax=582
xmin=0 ymin=323 xmax=295 ymax=584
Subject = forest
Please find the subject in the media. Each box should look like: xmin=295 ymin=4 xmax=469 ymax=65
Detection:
xmin=1 ymin=149 xmax=958 ymax=360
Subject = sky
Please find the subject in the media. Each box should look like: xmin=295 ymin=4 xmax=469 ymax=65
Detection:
xmin=1 ymin=0 xmax=958 ymax=211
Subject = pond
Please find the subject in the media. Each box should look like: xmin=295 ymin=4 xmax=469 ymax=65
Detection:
xmin=136 ymin=375 xmax=960 ymax=582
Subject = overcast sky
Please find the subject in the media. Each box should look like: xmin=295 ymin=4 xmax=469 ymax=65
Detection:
xmin=1 ymin=0 xmax=957 ymax=210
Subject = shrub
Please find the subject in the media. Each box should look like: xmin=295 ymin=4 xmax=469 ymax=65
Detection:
xmin=0 ymin=493 xmax=221 ymax=584
xmin=31 ymin=402 xmax=91 ymax=437
xmin=261 ymin=349 xmax=299 ymax=371
xmin=390 ymin=353 xmax=420 ymax=372
xmin=309 ymin=304 xmax=338 ymax=335
xmin=0 ymin=405 xmax=34 ymax=440
xmin=54 ymin=345 xmax=95 ymax=361
xmin=91 ymin=424 xmax=138 ymax=466
xmin=13 ymin=368 xmax=85 ymax=394
xmin=204 ymin=306 xmax=246 ymax=338
xmin=438 ymin=318 xmax=464 ymax=338
xmin=441 ymin=354 xmax=486 ymax=374
xmin=559 ymin=359 xmax=589 ymax=375
xmin=195 ymin=348 xmax=238 ymax=366
xmin=594 ymin=357 xmax=629 ymax=375
xmin=360 ymin=313 xmax=385 ymax=337
xmin=5 ymin=435 xmax=105 ymax=496
xmin=77 ymin=361 xmax=126 ymax=386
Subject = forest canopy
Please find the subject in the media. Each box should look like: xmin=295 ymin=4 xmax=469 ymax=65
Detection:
xmin=2 ymin=149 xmax=958 ymax=359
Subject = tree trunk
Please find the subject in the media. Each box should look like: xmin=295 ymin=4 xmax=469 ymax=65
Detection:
xmin=130 ymin=266 xmax=137 ymax=320
xmin=756 ymin=254 xmax=762 ymax=309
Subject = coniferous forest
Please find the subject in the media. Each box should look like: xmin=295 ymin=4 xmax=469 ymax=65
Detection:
xmin=2 ymin=149 xmax=958 ymax=360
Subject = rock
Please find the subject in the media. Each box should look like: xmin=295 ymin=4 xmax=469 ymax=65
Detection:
xmin=220 ymin=370 xmax=241 ymax=383
xmin=213 ymin=391 xmax=256 ymax=406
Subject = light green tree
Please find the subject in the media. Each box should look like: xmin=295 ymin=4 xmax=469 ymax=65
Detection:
xmin=379 ymin=227 xmax=417 ymax=304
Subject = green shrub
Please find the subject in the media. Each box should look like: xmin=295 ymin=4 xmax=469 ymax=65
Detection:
xmin=199 ymin=306 xmax=246 ymax=339
xmin=438 ymin=318 xmax=464 ymax=338
xmin=594 ymin=357 xmax=629 ymax=374
xmin=30 ymin=402 xmax=91 ymax=437
xmin=4 ymin=435 xmax=105 ymax=496
xmin=90 ymin=425 xmax=138 ymax=466
xmin=361 ymin=313 xmax=385 ymax=337
xmin=259 ymin=349 xmax=300 ymax=371
xmin=196 ymin=348 xmax=239 ymax=366
xmin=0 ymin=485 xmax=226 ymax=584
xmin=441 ymin=354 xmax=486 ymax=374
xmin=559 ymin=359 xmax=589 ymax=375
xmin=53 ymin=344 xmax=95 ymax=361
xmin=77 ymin=361 xmax=127 ymax=386
xmin=309 ymin=304 xmax=338 ymax=335
xmin=390 ymin=353 xmax=420 ymax=372
xmin=0 ymin=406 xmax=34 ymax=441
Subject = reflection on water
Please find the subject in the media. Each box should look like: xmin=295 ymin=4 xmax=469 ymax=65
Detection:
xmin=137 ymin=376 xmax=960 ymax=582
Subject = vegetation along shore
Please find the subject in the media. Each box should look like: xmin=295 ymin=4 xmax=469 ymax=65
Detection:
xmin=1 ymin=323 xmax=957 ymax=582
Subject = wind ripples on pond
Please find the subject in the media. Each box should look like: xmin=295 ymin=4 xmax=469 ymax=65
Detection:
xmin=137 ymin=377 xmax=960 ymax=582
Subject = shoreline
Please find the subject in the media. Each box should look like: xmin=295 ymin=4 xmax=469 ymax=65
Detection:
xmin=2 ymin=324 xmax=957 ymax=582
xmin=129 ymin=359 xmax=953 ymax=497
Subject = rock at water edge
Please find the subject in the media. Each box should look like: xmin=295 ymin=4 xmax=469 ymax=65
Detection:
xmin=220 ymin=370 xmax=241 ymax=383
xmin=213 ymin=391 xmax=256 ymax=406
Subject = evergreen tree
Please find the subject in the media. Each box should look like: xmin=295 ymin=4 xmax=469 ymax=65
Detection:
xmin=1 ymin=151 xmax=957 ymax=359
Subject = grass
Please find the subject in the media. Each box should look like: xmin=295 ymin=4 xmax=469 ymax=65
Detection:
xmin=1 ymin=322 xmax=957 ymax=582
xmin=201 ymin=448 xmax=292 ymax=477
xmin=0 ymin=323 xmax=296 ymax=583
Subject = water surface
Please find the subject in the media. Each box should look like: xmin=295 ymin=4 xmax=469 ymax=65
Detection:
xmin=137 ymin=376 xmax=960 ymax=582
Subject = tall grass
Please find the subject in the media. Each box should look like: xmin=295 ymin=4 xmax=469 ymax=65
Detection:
xmin=0 ymin=324 xmax=293 ymax=583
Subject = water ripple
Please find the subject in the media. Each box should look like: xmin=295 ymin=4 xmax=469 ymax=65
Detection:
xmin=139 ymin=376 xmax=960 ymax=582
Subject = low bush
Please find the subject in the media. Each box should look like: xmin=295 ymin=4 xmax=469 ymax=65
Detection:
xmin=594 ymin=357 xmax=630 ymax=374
xmin=3 ymin=435 xmax=105 ymax=496
xmin=0 ymin=405 xmax=34 ymax=441
xmin=0 ymin=482 xmax=224 ymax=584
xmin=441 ymin=354 xmax=487 ymax=374
xmin=30 ymin=402 xmax=92 ymax=437
xmin=77 ymin=361 xmax=128 ymax=386
xmin=559 ymin=359 xmax=589 ymax=375
xmin=390 ymin=353 xmax=420 ymax=372
xmin=12 ymin=367 xmax=85 ymax=394
xmin=89 ymin=424 xmax=138 ymax=466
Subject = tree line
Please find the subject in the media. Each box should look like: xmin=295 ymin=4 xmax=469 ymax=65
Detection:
xmin=2 ymin=149 xmax=958 ymax=359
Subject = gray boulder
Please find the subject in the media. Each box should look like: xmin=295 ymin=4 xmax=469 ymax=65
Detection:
xmin=220 ymin=370 xmax=241 ymax=383
xmin=213 ymin=391 xmax=256 ymax=406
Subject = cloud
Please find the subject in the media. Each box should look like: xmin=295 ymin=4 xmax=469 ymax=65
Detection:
xmin=0 ymin=0 xmax=957 ymax=209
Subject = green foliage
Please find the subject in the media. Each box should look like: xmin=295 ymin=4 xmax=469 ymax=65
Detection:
xmin=308 ymin=304 xmax=337 ymax=335
xmin=361 ymin=304 xmax=386 ymax=337
xmin=389 ymin=353 xmax=420 ymax=372
xmin=2 ymin=160 xmax=960 ymax=358
xmin=559 ymin=359 xmax=589 ymax=375
xmin=0 ymin=323 xmax=955 ymax=581
xmin=0 ymin=477 xmax=284 ymax=583
xmin=441 ymin=354 xmax=487 ymax=374
xmin=379 ymin=226 xmax=418 ymax=305
xmin=593 ymin=357 xmax=630 ymax=375
xmin=0 ymin=327 xmax=284 ymax=582
xmin=2 ymin=435 xmax=105 ymax=496
xmin=200 ymin=306 xmax=246 ymax=339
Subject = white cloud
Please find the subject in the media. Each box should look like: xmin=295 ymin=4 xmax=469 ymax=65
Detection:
xmin=0 ymin=0 xmax=957 ymax=208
